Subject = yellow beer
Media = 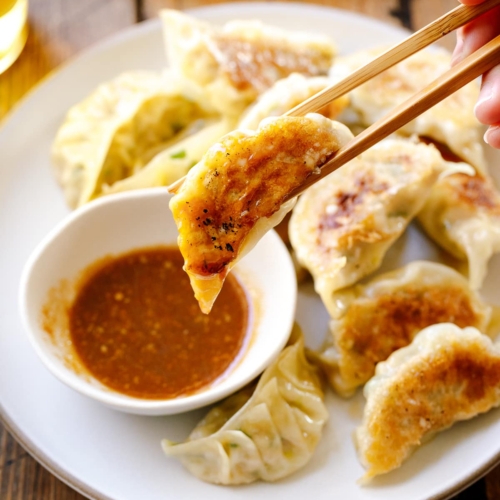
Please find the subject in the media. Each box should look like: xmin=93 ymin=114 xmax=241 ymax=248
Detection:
xmin=0 ymin=0 xmax=28 ymax=73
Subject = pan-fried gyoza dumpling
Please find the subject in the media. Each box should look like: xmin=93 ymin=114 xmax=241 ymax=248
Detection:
xmin=161 ymin=10 xmax=336 ymax=117
xmin=330 ymin=47 xmax=487 ymax=173
xmin=355 ymin=323 xmax=500 ymax=482
xmin=163 ymin=325 xmax=327 ymax=484
xmin=239 ymin=73 xmax=348 ymax=130
xmin=313 ymin=261 xmax=491 ymax=397
xmin=170 ymin=113 xmax=353 ymax=313
xmin=289 ymin=138 xmax=471 ymax=317
xmin=417 ymin=172 xmax=500 ymax=290
xmin=103 ymin=118 xmax=236 ymax=195
xmin=52 ymin=71 xmax=214 ymax=208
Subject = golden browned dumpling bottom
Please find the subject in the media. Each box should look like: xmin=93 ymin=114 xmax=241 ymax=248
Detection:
xmin=356 ymin=325 xmax=500 ymax=481
xmin=443 ymin=173 xmax=500 ymax=214
xmin=170 ymin=114 xmax=352 ymax=313
xmin=337 ymin=285 xmax=484 ymax=391
xmin=214 ymin=35 xmax=333 ymax=92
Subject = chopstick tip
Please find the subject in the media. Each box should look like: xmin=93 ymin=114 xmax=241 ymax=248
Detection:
xmin=167 ymin=178 xmax=184 ymax=194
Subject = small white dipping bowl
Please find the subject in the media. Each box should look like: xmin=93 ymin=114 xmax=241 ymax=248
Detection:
xmin=19 ymin=188 xmax=297 ymax=416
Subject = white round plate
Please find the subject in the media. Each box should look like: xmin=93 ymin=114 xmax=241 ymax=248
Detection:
xmin=1 ymin=3 xmax=500 ymax=500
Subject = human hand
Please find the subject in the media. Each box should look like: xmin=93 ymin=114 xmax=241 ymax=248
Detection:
xmin=452 ymin=0 xmax=500 ymax=147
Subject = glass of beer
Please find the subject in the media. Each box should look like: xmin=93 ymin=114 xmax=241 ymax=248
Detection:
xmin=0 ymin=0 xmax=28 ymax=74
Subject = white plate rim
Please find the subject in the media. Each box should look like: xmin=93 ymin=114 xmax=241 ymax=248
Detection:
xmin=1 ymin=3 xmax=499 ymax=499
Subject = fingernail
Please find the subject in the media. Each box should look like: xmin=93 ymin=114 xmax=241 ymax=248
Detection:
xmin=451 ymin=30 xmax=464 ymax=65
xmin=484 ymin=125 xmax=500 ymax=146
xmin=474 ymin=80 xmax=494 ymax=116
xmin=484 ymin=129 xmax=490 ymax=145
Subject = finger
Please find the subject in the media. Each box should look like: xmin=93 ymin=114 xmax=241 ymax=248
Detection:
xmin=451 ymin=27 xmax=465 ymax=65
xmin=458 ymin=0 xmax=487 ymax=5
xmin=475 ymin=65 xmax=500 ymax=125
xmin=484 ymin=125 xmax=500 ymax=148
xmin=451 ymin=6 xmax=500 ymax=64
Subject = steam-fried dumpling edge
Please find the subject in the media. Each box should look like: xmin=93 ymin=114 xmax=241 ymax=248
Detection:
xmin=417 ymin=173 xmax=500 ymax=290
xmin=355 ymin=324 xmax=500 ymax=482
xmin=162 ymin=325 xmax=328 ymax=484
xmin=161 ymin=10 xmax=336 ymax=116
xmin=312 ymin=261 xmax=492 ymax=397
xmin=103 ymin=118 xmax=236 ymax=194
xmin=289 ymin=138 xmax=469 ymax=316
xmin=330 ymin=47 xmax=486 ymax=173
xmin=52 ymin=71 xmax=214 ymax=208
xmin=239 ymin=73 xmax=348 ymax=130
xmin=170 ymin=114 xmax=353 ymax=314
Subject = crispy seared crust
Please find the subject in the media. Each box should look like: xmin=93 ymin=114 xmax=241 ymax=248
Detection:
xmin=337 ymin=285 xmax=482 ymax=383
xmin=312 ymin=262 xmax=491 ymax=397
xmin=170 ymin=114 xmax=352 ymax=313
xmin=440 ymin=173 xmax=500 ymax=215
xmin=213 ymin=34 xmax=333 ymax=92
xmin=335 ymin=289 xmax=489 ymax=396
xmin=162 ymin=10 xmax=336 ymax=115
xmin=316 ymin=172 xmax=391 ymax=248
xmin=356 ymin=324 xmax=500 ymax=481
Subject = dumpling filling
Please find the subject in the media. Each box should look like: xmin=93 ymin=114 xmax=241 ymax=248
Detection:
xmin=52 ymin=71 xmax=214 ymax=207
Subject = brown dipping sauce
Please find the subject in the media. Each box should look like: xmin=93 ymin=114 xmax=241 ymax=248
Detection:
xmin=68 ymin=246 xmax=250 ymax=399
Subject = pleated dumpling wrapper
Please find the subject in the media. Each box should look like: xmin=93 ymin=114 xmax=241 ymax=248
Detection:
xmin=330 ymin=47 xmax=486 ymax=173
xmin=356 ymin=323 xmax=500 ymax=482
xmin=169 ymin=113 xmax=353 ymax=314
xmin=162 ymin=325 xmax=328 ymax=484
xmin=239 ymin=73 xmax=349 ymax=130
xmin=161 ymin=10 xmax=336 ymax=116
xmin=417 ymin=172 xmax=500 ymax=290
xmin=52 ymin=71 xmax=214 ymax=208
xmin=312 ymin=261 xmax=492 ymax=397
xmin=289 ymin=138 xmax=472 ymax=317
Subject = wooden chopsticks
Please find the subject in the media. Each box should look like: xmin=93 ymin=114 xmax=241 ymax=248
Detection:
xmin=285 ymin=0 xmax=500 ymax=118
xmin=167 ymin=0 xmax=500 ymax=196
xmin=284 ymin=33 xmax=500 ymax=201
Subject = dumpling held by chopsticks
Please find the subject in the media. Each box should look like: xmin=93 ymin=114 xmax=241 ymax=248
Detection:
xmin=169 ymin=114 xmax=353 ymax=313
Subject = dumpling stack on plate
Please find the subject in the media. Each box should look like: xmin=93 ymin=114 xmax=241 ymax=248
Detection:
xmin=310 ymin=261 xmax=492 ymax=397
xmin=49 ymin=9 xmax=500 ymax=486
xmin=289 ymin=137 xmax=471 ymax=315
xmin=288 ymin=44 xmax=500 ymax=481
xmin=52 ymin=11 xmax=341 ymax=208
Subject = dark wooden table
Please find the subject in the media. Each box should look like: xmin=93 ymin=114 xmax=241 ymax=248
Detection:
xmin=1 ymin=0 xmax=500 ymax=498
